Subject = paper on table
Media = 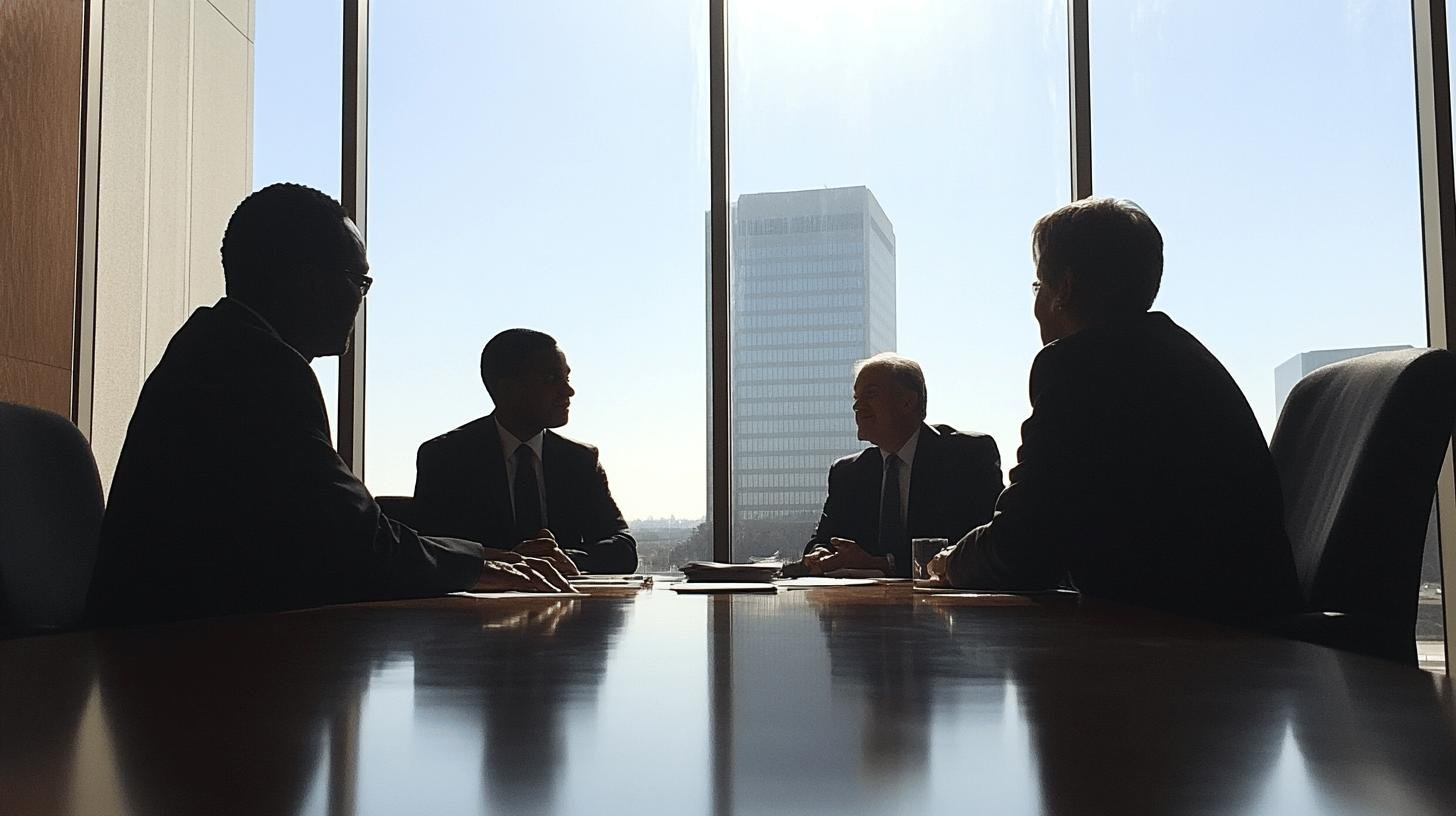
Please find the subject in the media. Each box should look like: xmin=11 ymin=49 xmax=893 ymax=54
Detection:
xmin=912 ymin=585 xmax=1073 ymax=596
xmin=776 ymin=577 xmax=879 ymax=589
xmin=451 ymin=591 xmax=583 ymax=599
xmin=823 ymin=568 xmax=887 ymax=579
xmin=669 ymin=582 xmax=780 ymax=594
xmin=679 ymin=561 xmax=782 ymax=583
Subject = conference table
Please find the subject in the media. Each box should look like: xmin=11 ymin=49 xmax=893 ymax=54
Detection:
xmin=3 ymin=581 xmax=1455 ymax=815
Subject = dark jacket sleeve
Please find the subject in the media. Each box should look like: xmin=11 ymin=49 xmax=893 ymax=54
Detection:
xmin=243 ymin=400 xmax=485 ymax=606
xmin=567 ymin=452 xmax=637 ymax=573
xmin=963 ymin=434 xmax=1005 ymax=528
xmin=945 ymin=351 xmax=1085 ymax=590
xmin=806 ymin=458 xmax=851 ymax=554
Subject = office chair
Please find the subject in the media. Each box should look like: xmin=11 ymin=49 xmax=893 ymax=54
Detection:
xmin=0 ymin=402 xmax=104 ymax=634
xmin=1269 ymin=348 xmax=1456 ymax=664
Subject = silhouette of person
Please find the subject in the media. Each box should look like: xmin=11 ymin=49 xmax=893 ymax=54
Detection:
xmin=927 ymin=197 xmax=1299 ymax=625
xmin=87 ymin=183 xmax=571 ymax=625
xmin=799 ymin=353 xmax=1002 ymax=578
xmin=409 ymin=597 xmax=630 ymax=814
xmin=414 ymin=329 xmax=638 ymax=574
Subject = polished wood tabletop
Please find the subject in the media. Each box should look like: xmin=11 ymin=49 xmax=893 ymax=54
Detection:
xmin=3 ymin=583 xmax=1454 ymax=815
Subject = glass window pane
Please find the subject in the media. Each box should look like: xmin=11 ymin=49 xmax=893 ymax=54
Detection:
xmin=253 ymin=1 xmax=343 ymax=436
xmin=728 ymin=1 xmax=1069 ymax=560
xmin=365 ymin=1 xmax=710 ymax=572
xmin=1092 ymin=3 xmax=1438 ymax=670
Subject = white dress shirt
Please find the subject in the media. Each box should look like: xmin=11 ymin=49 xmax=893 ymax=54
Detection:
xmin=497 ymin=422 xmax=548 ymax=527
xmin=877 ymin=425 xmax=921 ymax=529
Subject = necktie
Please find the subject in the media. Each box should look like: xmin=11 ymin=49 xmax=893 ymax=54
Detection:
xmin=513 ymin=443 xmax=543 ymax=541
xmin=878 ymin=453 xmax=904 ymax=562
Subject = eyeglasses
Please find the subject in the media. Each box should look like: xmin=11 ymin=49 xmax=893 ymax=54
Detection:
xmin=343 ymin=269 xmax=373 ymax=296
xmin=1031 ymin=280 xmax=1042 ymax=293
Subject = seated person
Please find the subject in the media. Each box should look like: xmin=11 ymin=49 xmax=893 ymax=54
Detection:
xmin=414 ymin=329 xmax=638 ymax=574
xmin=928 ymin=197 xmax=1300 ymax=625
xmin=799 ymin=353 xmax=1003 ymax=578
xmin=87 ymin=184 xmax=571 ymax=626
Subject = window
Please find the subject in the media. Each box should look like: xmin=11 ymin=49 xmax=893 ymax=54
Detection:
xmin=727 ymin=0 xmax=1068 ymax=558
xmin=253 ymin=0 xmax=343 ymax=433
xmin=364 ymin=1 xmax=710 ymax=572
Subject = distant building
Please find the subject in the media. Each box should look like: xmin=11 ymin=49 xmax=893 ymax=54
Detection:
xmin=731 ymin=186 xmax=896 ymax=523
xmin=1273 ymin=346 xmax=1412 ymax=421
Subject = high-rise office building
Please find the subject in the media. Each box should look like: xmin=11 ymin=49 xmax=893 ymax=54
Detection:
xmin=731 ymin=186 xmax=896 ymax=523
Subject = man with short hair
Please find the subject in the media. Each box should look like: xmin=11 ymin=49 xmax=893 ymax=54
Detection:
xmin=414 ymin=329 xmax=638 ymax=574
xmin=87 ymin=184 xmax=572 ymax=626
xmin=928 ymin=197 xmax=1300 ymax=625
xmin=799 ymin=353 xmax=1003 ymax=578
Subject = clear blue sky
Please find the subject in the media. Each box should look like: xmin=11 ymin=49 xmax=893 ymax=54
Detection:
xmin=255 ymin=0 xmax=1431 ymax=522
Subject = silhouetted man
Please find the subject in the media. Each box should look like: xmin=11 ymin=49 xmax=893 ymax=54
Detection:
xmin=927 ymin=197 xmax=1299 ymax=625
xmin=414 ymin=329 xmax=638 ymax=574
xmin=800 ymin=353 xmax=1003 ymax=578
xmin=87 ymin=184 xmax=571 ymax=625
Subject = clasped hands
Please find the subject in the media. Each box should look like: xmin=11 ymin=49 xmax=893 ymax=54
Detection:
xmin=801 ymin=537 xmax=888 ymax=575
xmin=472 ymin=528 xmax=582 ymax=593
xmin=800 ymin=536 xmax=957 ymax=584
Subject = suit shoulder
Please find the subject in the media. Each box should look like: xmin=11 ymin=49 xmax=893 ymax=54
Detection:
xmin=544 ymin=430 xmax=600 ymax=461
xmin=930 ymin=425 xmax=1000 ymax=461
xmin=830 ymin=447 xmax=876 ymax=472
xmin=419 ymin=415 xmax=494 ymax=456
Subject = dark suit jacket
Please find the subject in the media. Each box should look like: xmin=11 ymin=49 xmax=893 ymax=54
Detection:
xmin=807 ymin=423 xmax=1004 ymax=577
xmin=414 ymin=415 xmax=638 ymax=573
xmin=947 ymin=312 xmax=1301 ymax=625
xmin=86 ymin=299 xmax=484 ymax=625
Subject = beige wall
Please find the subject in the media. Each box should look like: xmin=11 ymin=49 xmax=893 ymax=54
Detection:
xmin=91 ymin=0 xmax=254 ymax=489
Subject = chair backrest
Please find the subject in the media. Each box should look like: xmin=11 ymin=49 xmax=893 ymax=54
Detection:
xmin=1269 ymin=348 xmax=1456 ymax=626
xmin=0 ymin=402 xmax=104 ymax=632
xmin=376 ymin=495 xmax=420 ymax=531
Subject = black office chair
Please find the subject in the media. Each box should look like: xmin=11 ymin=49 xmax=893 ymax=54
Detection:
xmin=376 ymin=495 xmax=421 ymax=531
xmin=1269 ymin=348 xmax=1456 ymax=664
xmin=0 ymin=402 xmax=104 ymax=635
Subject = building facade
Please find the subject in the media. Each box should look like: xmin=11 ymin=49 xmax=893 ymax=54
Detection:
xmin=731 ymin=186 xmax=896 ymax=523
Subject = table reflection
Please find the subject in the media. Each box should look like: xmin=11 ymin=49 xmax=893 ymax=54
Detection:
xmin=94 ymin=619 xmax=369 ymax=816
xmin=4 ymin=589 xmax=1454 ymax=816
xmin=409 ymin=598 xmax=628 ymax=815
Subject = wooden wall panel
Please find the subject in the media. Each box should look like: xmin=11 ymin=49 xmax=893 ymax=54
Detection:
xmin=0 ymin=0 xmax=84 ymax=416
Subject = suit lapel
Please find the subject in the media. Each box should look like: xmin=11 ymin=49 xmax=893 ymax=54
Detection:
xmin=856 ymin=447 xmax=885 ymax=541
xmin=906 ymin=423 xmax=938 ymax=536
xmin=542 ymin=431 xmax=569 ymax=534
xmin=479 ymin=416 xmax=514 ymax=541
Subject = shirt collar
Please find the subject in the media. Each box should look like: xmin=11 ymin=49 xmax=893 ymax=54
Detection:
xmin=879 ymin=425 xmax=922 ymax=468
xmin=497 ymin=420 xmax=545 ymax=461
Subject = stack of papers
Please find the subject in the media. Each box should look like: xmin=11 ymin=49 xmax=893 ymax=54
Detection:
xmin=566 ymin=575 xmax=652 ymax=588
xmin=679 ymin=561 xmax=782 ymax=583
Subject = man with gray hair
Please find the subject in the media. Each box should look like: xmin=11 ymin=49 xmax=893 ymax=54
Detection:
xmin=798 ymin=352 xmax=1003 ymax=578
xmin=927 ymin=197 xmax=1299 ymax=625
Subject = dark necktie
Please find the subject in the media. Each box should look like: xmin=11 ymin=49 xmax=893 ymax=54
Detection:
xmin=513 ymin=443 xmax=543 ymax=540
xmin=878 ymin=453 xmax=904 ymax=562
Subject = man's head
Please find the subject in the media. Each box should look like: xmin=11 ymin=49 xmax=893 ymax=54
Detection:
xmin=480 ymin=329 xmax=574 ymax=436
xmin=1031 ymin=196 xmax=1163 ymax=344
xmin=852 ymin=353 xmax=927 ymax=450
xmin=220 ymin=183 xmax=369 ymax=359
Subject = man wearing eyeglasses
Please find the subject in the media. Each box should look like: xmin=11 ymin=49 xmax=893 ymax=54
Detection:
xmin=88 ymin=183 xmax=572 ymax=626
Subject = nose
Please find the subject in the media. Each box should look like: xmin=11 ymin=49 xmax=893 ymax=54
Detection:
xmin=564 ymin=382 xmax=576 ymax=398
